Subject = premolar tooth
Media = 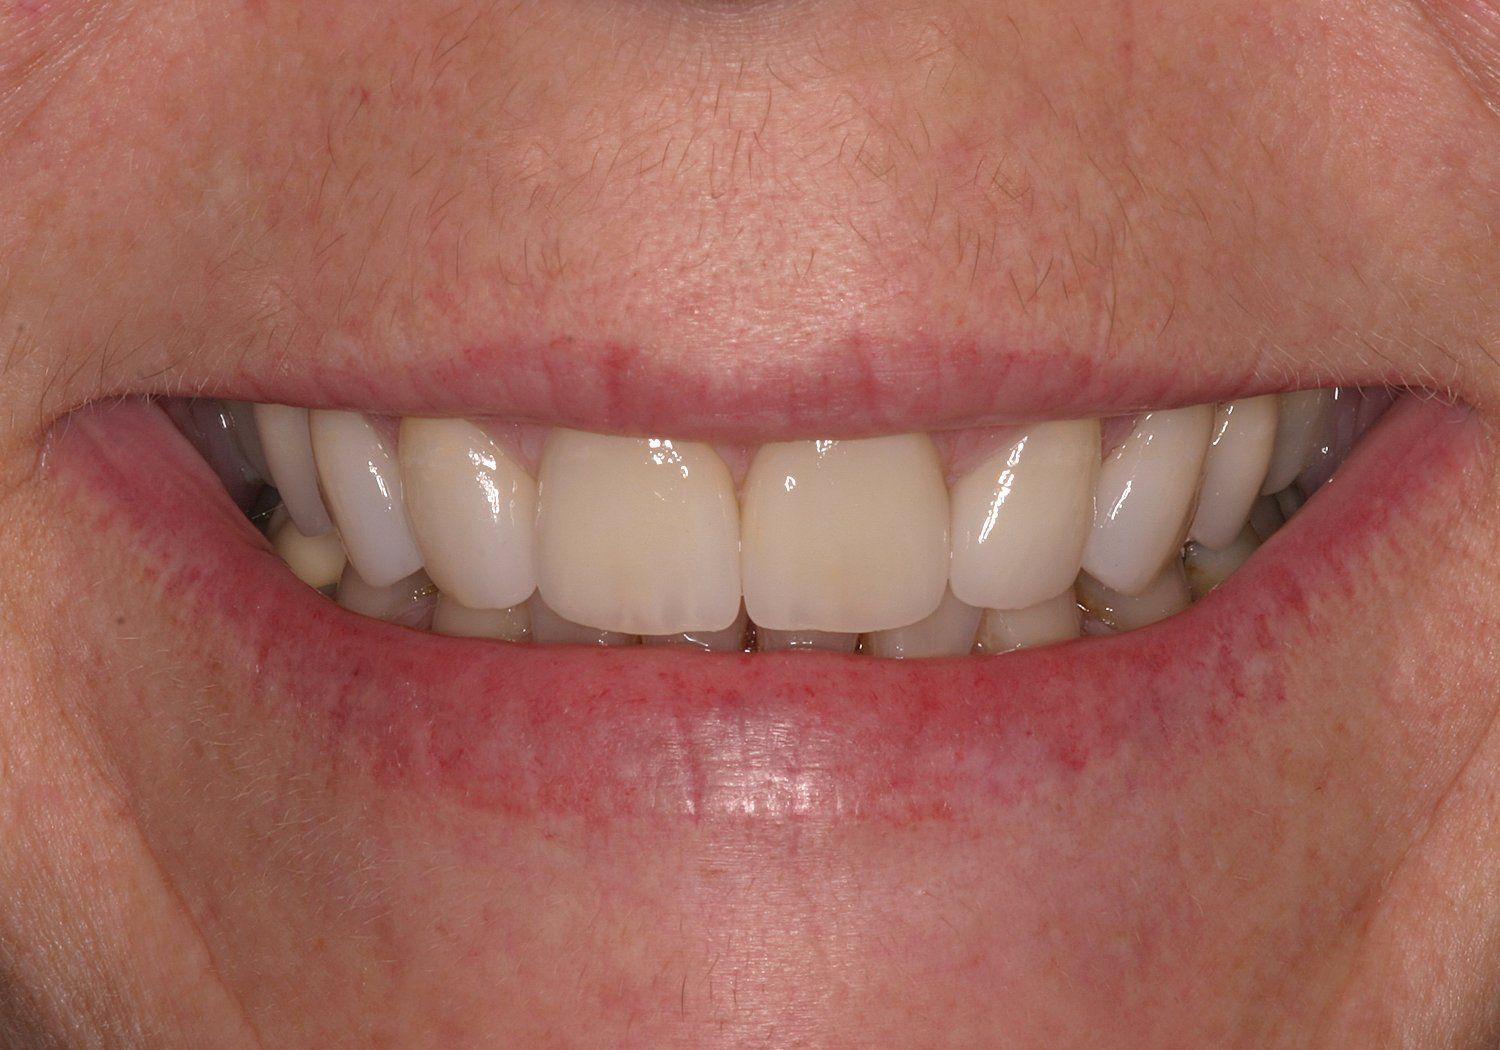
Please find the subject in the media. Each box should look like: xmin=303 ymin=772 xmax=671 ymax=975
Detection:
xmin=949 ymin=419 xmax=1100 ymax=610
xmin=1260 ymin=389 xmax=1333 ymax=494
xmin=336 ymin=566 xmax=437 ymax=628
xmin=399 ymin=418 xmax=537 ymax=610
xmin=535 ymin=430 xmax=740 ymax=635
xmin=253 ymin=404 xmax=334 ymax=536
xmin=224 ymin=400 xmax=272 ymax=481
xmin=863 ymin=587 xmax=981 ymax=659
xmin=1295 ymin=386 xmax=1360 ymax=494
xmin=270 ymin=509 xmax=346 ymax=590
xmin=1188 ymin=395 xmax=1278 ymax=550
xmin=1184 ymin=528 xmax=1259 ymax=599
xmin=310 ymin=410 xmax=424 ymax=588
xmin=528 ymin=595 xmax=639 ymax=647
xmin=741 ymin=435 xmax=949 ymax=632
xmin=642 ymin=604 xmax=750 ymax=652
xmin=758 ymin=629 xmax=859 ymax=653
xmin=1080 ymin=405 xmax=1214 ymax=595
xmin=974 ymin=591 xmax=1082 ymax=654
xmin=1077 ymin=564 xmax=1190 ymax=632
xmin=432 ymin=596 xmax=531 ymax=641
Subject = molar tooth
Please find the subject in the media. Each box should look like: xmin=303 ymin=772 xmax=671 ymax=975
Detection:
xmin=1080 ymin=405 xmax=1214 ymax=595
xmin=974 ymin=591 xmax=1082 ymax=654
xmin=432 ymin=596 xmax=531 ymax=641
xmin=310 ymin=410 xmax=424 ymax=588
xmin=1077 ymin=564 xmax=1190 ymax=632
xmin=642 ymin=604 xmax=750 ymax=652
xmin=741 ymin=435 xmax=949 ymax=633
xmin=528 ymin=595 xmax=640 ymax=647
xmin=253 ymin=404 xmax=334 ymax=536
xmin=336 ymin=566 xmax=437 ymax=628
xmin=1184 ymin=527 xmax=1260 ymax=599
xmin=757 ymin=629 xmax=859 ymax=653
xmin=535 ymin=430 xmax=740 ymax=636
xmin=949 ymin=419 xmax=1100 ymax=610
xmin=1188 ymin=395 xmax=1278 ymax=550
xmin=862 ymin=587 xmax=982 ymax=659
xmin=270 ymin=508 xmax=346 ymax=591
xmin=1260 ymin=389 xmax=1333 ymax=494
xmin=399 ymin=418 xmax=537 ymax=611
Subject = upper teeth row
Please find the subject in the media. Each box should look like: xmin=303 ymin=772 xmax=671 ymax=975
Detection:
xmin=236 ymin=389 xmax=1367 ymax=643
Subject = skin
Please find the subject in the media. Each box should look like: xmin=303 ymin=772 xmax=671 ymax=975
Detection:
xmin=1 ymin=0 xmax=1500 ymax=1044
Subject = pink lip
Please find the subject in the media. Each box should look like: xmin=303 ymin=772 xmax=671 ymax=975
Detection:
xmin=46 ymin=393 xmax=1480 ymax=821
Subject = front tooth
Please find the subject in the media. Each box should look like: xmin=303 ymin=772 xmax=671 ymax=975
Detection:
xmin=270 ymin=509 xmax=347 ymax=590
xmin=741 ymin=435 xmax=949 ymax=632
xmin=1260 ymin=389 xmax=1333 ymax=494
xmin=253 ymin=404 xmax=334 ymax=536
xmin=528 ymin=595 xmax=640 ymax=647
xmin=399 ymin=418 xmax=537 ymax=611
xmin=432 ymin=597 xmax=531 ymax=641
xmin=863 ymin=588 xmax=982 ymax=659
xmin=949 ymin=419 xmax=1100 ymax=610
xmin=309 ymin=411 xmax=424 ymax=588
xmin=1188 ymin=395 xmax=1278 ymax=550
xmin=642 ymin=604 xmax=750 ymax=652
xmin=758 ymin=629 xmax=859 ymax=653
xmin=1184 ymin=527 xmax=1259 ymax=599
xmin=1080 ymin=405 xmax=1214 ymax=595
xmin=1077 ymin=564 xmax=1190 ymax=632
xmin=974 ymin=590 xmax=1081 ymax=654
xmin=336 ymin=566 xmax=436 ymax=627
xmin=535 ymin=430 xmax=740 ymax=635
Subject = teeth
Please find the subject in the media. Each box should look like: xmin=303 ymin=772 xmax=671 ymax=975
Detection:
xmin=528 ymin=595 xmax=640 ymax=647
xmin=399 ymin=418 xmax=538 ymax=611
xmin=223 ymin=400 xmax=272 ymax=481
xmin=949 ymin=419 xmax=1100 ymax=610
xmin=973 ymin=591 xmax=1082 ymax=653
xmin=1184 ymin=527 xmax=1260 ymax=599
xmin=309 ymin=411 xmax=424 ymax=588
xmin=1274 ymin=485 xmax=1305 ymax=521
xmin=336 ymin=566 xmax=437 ymax=627
xmin=758 ymin=629 xmax=860 ymax=653
xmin=1260 ymin=389 xmax=1333 ymax=494
xmin=253 ymin=404 xmax=334 ymax=536
xmin=1078 ymin=564 xmax=1191 ymax=632
xmin=432 ymin=596 xmax=531 ymax=641
xmin=741 ymin=435 xmax=949 ymax=632
xmin=1080 ymin=405 xmax=1214 ymax=595
xmin=270 ymin=509 xmax=347 ymax=590
xmin=863 ymin=588 xmax=982 ymax=659
xmin=642 ymin=604 xmax=750 ymax=652
xmin=1248 ymin=495 xmax=1286 ymax=542
xmin=1188 ymin=395 xmax=1278 ymax=550
xmin=1296 ymin=386 xmax=1361 ymax=494
xmin=535 ymin=430 xmax=741 ymax=635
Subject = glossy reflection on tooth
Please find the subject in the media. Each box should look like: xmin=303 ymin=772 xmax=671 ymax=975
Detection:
xmin=863 ymin=587 xmax=982 ymax=659
xmin=1081 ymin=405 xmax=1214 ymax=595
xmin=310 ymin=410 xmax=424 ymax=588
xmin=741 ymin=435 xmax=949 ymax=633
xmin=528 ymin=595 xmax=640 ymax=647
xmin=253 ymin=403 xmax=334 ymax=536
xmin=399 ymin=418 xmax=538 ymax=611
xmin=1184 ymin=527 xmax=1260 ymax=599
xmin=1261 ymin=388 xmax=1333 ymax=494
xmin=1189 ymin=395 xmax=1278 ymax=550
xmin=758 ymin=628 xmax=860 ymax=653
xmin=1078 ymin=563 xmax=1191 ymax=632
xmin=949 ymin=419 xmax=1100 ymax=610
xmin=432 ymin=596 xmax=531 ymax=641
xmin=270 ymin=509 xmax=346 ymax=591
xmin=336 ymin=566 xmax=437 ymax=627
xmin=642 ymin=604 xmax=751 ymax=652
xmin=973 ymin=590 xmax=1082 ymax=654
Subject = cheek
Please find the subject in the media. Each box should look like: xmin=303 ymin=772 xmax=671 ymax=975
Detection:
xmin=1415 ymin=0 xmax=1500 ymax=111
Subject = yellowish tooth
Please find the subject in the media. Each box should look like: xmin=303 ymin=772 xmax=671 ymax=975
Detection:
xmin=1189 ymin=395 xmax=1278 ymax=550
xmin=270 ymin=509 xmax=346 ymax=591
xmin=1077 ymin=564 xmax=1191 ymax=632
xmin=528 ymin=595 xmax=640 ymax=647
xmin=1260 ymin=389 xmax=1333 ymax=494
xmin=1184 ymin=528 xmax=1260 ymax=599
xmin=862 ymin=588 xmax=982 ymax=659
xmin=254 ymin=404 xmax=334 ymax=536
xmin=336 ymin=566 xmax=437 ymax=627
xmin=432 ymin=596 xmax=531 ymax=641
xmin=974 ymin=591 xmax=1082 ymax=654
xmin=642 ymin=605 xmax=750 ymax=652
xmin=757 ymin=629 xmax=859 ymax=653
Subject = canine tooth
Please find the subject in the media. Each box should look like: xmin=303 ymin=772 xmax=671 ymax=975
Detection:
xmin=432 ymin=597 xmax=531 ymax=641
xmin=1077 ymin=564 xmax=1190 ymax=632
xmin=1080 ymin=405 xmax=1213 ymax=595
xmin=757 ymin=629 xmax=859 ymax=653
xmin=741 ymin=435 xmax=949 ymax=632
xmin=1184 ymin=528 xmax=1260 ymax=599
xmin=1188 ymin=395 xmax=1278 ymax=549
xmin=1248 ymin=495 xmax=1286 ymax=542
xmin=336 ymin=566 xmax=436 ymax=627
xmin=642 ymin=604 xmax=750 ymax=652
xmin=224 ymin=400 xmax=272 ymax=480
xmin=949 ymin=419 xmax=1099 ymax=610
xmin=399 ymin=418 xmax=537 ymax=610
xmin=535 ymin=430 xmax=740 ymax=635
xmin=254 ymin=404 xmax=334 ymax=536
xmin=974 ymin=591 xmax=1082 ymax=653
xmin=310 ymin=411 xmax=424 ymax=588
xmin=863 ymin=588 xmax=982 ymax=659
xmin=528 ymin=596 xmax=639 ymax=647
xmin=1260 ymin=389 xmax=1332 ymax=494
xmin=270 ymin=509 xmax=346 ymax=590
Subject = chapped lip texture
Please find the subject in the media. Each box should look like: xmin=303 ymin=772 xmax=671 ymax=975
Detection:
xmin=46 ymin=394 xmax=1481 ymax=822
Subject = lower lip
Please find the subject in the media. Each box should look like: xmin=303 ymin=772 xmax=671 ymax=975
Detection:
xmin=48 ymin=395 xmax=1480 ymax=821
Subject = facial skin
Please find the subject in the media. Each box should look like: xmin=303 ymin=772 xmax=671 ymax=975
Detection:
xmin=2 ymin=0 xmax=1500 ymax=1044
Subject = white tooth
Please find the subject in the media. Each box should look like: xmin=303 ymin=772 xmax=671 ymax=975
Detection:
xmin=1184 ymin=527 xmax=1260 ymax=599
xmin=1077 ymin=564 xmax=1190 ymax=632
xmin=642 ymin=604 xmax=750 ymax=652
xmin=432 ymin=596 xmax=531 ymax=641
xmin=270 ymin=508 xmax=347 ymax=590
xmin=224 ymin=400 xmax=272 ymax=481
xmin=1248 ymin=495 xmax=1286 ymax=542
xmin=1080 ymin=405 xmax=1213 ymax=595
xmin=253 ymin=404 xmax=334 ymax=536
xmin=949 ymin=419 xmax=1100 ymax=610
xmin=336 ymin=565 xmax=436 ymax=627
xmin=1188 ymin=395 xmax=1278 ymax=550
xmin=741 ymin=435 xmax=949 ymax=632
xmin=528 ymin=595 xmax=639 ymax=647
xmin=974 ymin=590 xmax=1081 ymax=654
xmin=1260 ymin=389 xmax=1333 ymax=494
xmin=863 ymin=588 xmax=981 ymax=659
xmin=399 ymin=418 xmax=537 ymax=610
xmin=757 ymin=629 xmax=859 ymax=653
xmin=535 ymin=430 xmax=740 ymax=635
xmin=309 ymin=410 xmax=423 ymax=588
